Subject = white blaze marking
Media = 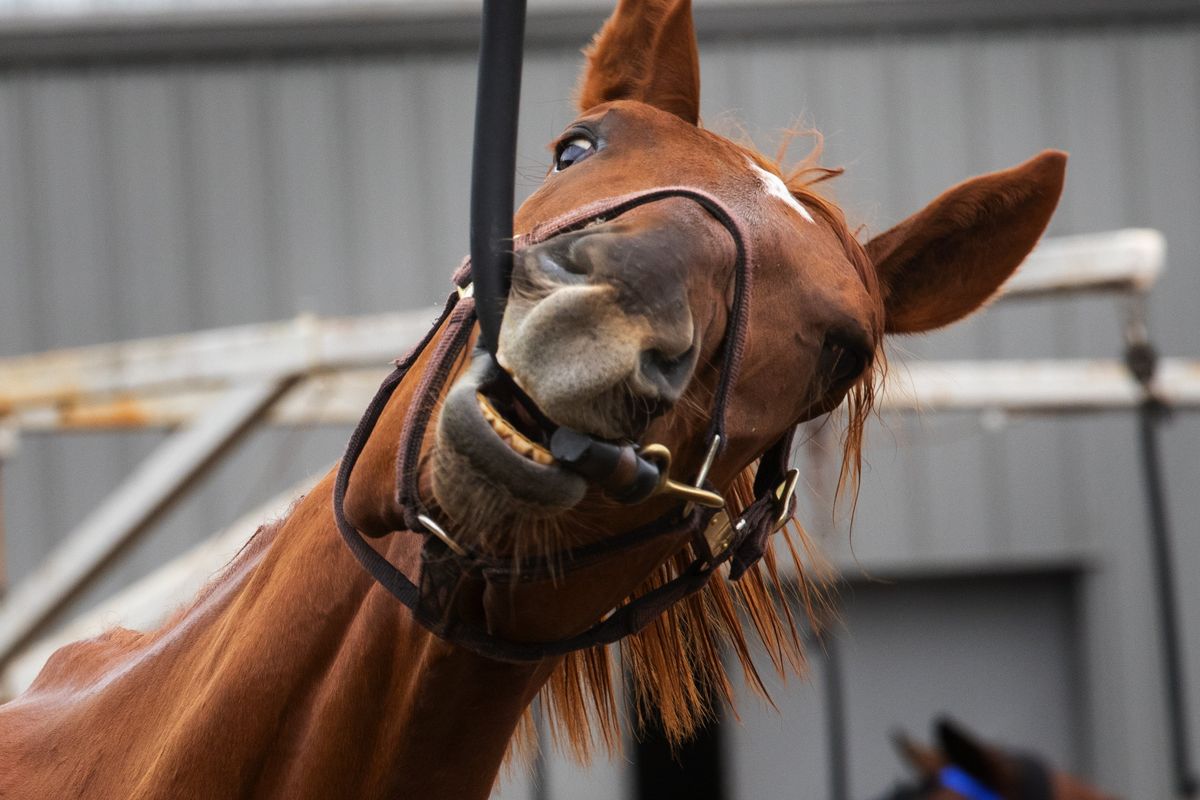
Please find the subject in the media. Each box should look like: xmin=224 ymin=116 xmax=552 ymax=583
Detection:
xmin=748 ymin=160 xmax=814 ymax=223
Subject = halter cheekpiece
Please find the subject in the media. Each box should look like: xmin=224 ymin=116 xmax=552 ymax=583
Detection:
xmin=333 ymin=187 xmax=800 ymax=663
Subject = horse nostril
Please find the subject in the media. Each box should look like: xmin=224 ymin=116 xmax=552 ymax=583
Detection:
xmin=527 ymin=238 xmax=589 ymax=284
xmin=639 ymin=347 xmax=696 ymax=402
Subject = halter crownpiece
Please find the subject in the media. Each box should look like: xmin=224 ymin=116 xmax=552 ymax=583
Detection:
xmin=332 ymin=187 xmax=803 ymax=662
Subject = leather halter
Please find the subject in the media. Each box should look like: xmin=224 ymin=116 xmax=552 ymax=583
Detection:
xmin=333 ymin=187 xmax=799 ymax=663
xmin=876 ymin=753 xmax=1055 ymax=800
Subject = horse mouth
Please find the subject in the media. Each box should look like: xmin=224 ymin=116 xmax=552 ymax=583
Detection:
xmin=475 ymin=392 xmax=555 ymax=466
xmin=432 ymin=351 xmax=588 ymax=522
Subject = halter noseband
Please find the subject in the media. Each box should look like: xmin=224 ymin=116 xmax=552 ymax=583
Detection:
xmin=332 ymin=187 xmax=801 ymax=663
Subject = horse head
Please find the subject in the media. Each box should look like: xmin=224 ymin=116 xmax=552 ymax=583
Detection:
xmin=886 ymin=717 xmax=1118 ymax=800
xmin=430 ymin=0 xmax=1065 ymax=552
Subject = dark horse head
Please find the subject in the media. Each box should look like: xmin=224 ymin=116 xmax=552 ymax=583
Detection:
xmin=878 ymin=717 xmax=1117 ymax=800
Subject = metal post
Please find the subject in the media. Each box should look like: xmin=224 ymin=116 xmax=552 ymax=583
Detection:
xmin=0 ymin=426 xmax=16 ymax=601
xmin=1124 ymin=294 xmax=1197 ymax=798
xmin=823 ymin=631 xmax=850 ymax=800
xmin=532 ymin=698 xmax=549 ymax=800
xmin=0 ymin=455 xmax=6 ymax=600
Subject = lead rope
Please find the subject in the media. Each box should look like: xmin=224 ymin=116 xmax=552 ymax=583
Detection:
xmin=333 ymin=188 xmax=798 ymax=662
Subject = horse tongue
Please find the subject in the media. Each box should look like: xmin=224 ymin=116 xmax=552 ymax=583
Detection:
xmin=550 ymin=428 xmax=661 ymax=504
xmin=510 ymin=395 xmax=546 ymax=443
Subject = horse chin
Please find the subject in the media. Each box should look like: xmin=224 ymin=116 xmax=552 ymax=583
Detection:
xmin=430 ymin=354 xmax=588 ymax=537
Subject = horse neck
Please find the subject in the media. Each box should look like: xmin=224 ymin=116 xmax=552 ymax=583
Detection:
xmin=200 ymin=474 xmax=553 ymax=799
xmin=5 ymin=326 xmax=549 ymax=800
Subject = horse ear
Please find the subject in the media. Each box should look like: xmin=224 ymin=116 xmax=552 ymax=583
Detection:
xmin=866 ymin=150 xmax=1067 ymax=334
xmin=936 ymin=717 xmax=1008 ymax=786
xmin=576 ymin=0 xmax=701 ymax=124
xmin=892 ymin=729 xmax=944 ymax=778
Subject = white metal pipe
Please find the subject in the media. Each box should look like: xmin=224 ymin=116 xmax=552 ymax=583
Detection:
xmin=1000 ymin=228 xmax=1164 ymax=299
xmin=5 ymin=357 xmax=1198 ymax=434
xmin=0 ymin=377 xmax=293 ymax=665
xmin=0 ymin=310 xmax=433 ymax=411
xmin=0 ymin=230 xmax=1165 ymax=415
xmin=0 ymin=475 xmax=318 ymax=700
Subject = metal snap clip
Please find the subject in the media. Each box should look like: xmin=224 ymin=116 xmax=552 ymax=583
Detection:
xmin=771 ymin=468 xmax=800 ymax=532
xmin=640 ymin=442 xmax=726 ymax=509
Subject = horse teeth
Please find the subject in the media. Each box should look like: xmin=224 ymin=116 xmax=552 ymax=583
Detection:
xmin=476 ymin=393 xmax=497 ymax=423
xmin=475 ymin=391 xmax=554 ymax=465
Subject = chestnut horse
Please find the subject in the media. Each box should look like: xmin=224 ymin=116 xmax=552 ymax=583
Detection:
xmin=0 ymin=1 xmax=1066 ymax=797
xmin=878 ymin=717 xmax=1116 ymax=800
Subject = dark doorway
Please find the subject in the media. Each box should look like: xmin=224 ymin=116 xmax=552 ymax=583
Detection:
xmin=633 ymin=708 xmax=725 ymax=800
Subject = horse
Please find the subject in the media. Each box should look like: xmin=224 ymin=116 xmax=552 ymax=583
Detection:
xmin=0 ymin=1 xmax=1066 ymax=797
xmin=876 ymin=717 xmax=1116 ymax=800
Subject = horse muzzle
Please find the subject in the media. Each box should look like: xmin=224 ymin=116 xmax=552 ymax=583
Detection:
xmin=436 ymin=349 xmax=588 ymax=513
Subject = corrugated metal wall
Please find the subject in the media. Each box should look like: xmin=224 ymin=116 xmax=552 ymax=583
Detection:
xmin=0 ymin=0 xmax=470 ymax=16
xmin=1 ymin=6 xmax=1197 ymax=798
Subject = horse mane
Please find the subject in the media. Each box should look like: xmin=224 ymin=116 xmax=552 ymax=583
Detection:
xmin=521 ymin=130 xmax=886 ymax=763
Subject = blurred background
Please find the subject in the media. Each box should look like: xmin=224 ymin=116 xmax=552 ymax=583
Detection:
xmin=0 ymin=0 xmax=1197 ymax=797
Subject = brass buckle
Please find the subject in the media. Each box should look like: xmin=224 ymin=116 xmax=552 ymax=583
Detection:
xmin=699 ymin=510 xmax=746 ymax=561
xmin=771 ymin=469 xmax=800 ymax=532
xmin=639 ymin=439 xmax=725 ymax=509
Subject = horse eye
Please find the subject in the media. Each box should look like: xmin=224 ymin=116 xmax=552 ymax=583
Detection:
xmin=554 ymin=136 xmax=596 ymax=172
xmin=821 ymin=340 xmax=868 ymax=387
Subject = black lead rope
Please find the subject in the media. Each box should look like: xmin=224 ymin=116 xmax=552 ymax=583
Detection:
xmin=470 ymin=0 xmax=527 ymax=355
xmin=464 ymin=0 xmax=690 ymax=509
